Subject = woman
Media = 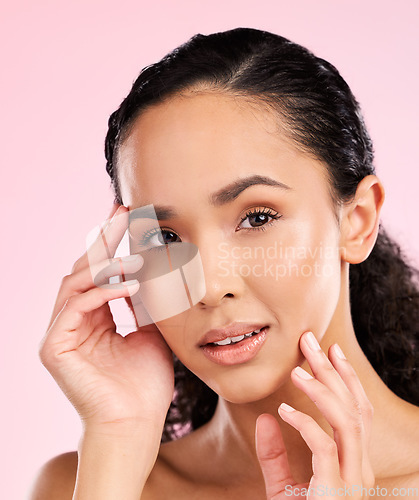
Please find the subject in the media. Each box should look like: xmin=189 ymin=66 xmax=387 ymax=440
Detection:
xmin=31 ymin=28 xmax=419 ymax=499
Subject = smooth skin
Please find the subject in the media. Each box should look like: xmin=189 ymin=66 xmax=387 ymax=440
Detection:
xmin=31 ymin=92 xmax=419 ymax=499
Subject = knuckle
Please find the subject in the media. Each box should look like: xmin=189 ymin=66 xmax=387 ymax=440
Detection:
xmin=349 ymin=397 xmax=362 ymax=417
xmin=38 ymin=342 xmax=46 ymax=363
xmin=347 ymin=414 xmax=364 ymax=437
xmin=364 ymin=400 xmax=374 ymax=419
xmin=38 ymin=339 xmax=52 ymax=365
xmin=322 ymin=438 xmax=338 ymax=458
xmin=259 ymin=444 xmax=287 ymax=462
xmin=60 ymin=274 xmax=72 ymax=288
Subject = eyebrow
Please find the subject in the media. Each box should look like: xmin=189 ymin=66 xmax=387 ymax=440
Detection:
xmin=132 ymin=174 xmax=291 ymax=221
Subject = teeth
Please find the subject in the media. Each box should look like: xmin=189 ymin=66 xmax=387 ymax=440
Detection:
xmin=214 ymin=337 xmax=232 ymax=346
xmin=212 ymin=328 xmax=263 ymax=346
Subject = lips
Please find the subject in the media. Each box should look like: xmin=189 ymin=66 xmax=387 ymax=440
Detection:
xmin=198 ymin=322 xmax=269 ymax=347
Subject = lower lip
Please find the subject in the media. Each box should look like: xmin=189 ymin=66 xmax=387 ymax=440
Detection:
xmin=200 ymin=327 xmax=269 ymax=366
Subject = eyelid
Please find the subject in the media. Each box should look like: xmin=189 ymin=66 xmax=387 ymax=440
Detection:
xmin=239 ymin=205 xmax=280 ymax=219
xmin=238 ymin=206 xmax=281 ymax=225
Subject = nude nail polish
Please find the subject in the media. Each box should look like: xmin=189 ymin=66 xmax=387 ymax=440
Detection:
xmin=305 ymin=331 xmax=321 ymax=351
xmin=294 ymin=366 xmax=313 ymax=380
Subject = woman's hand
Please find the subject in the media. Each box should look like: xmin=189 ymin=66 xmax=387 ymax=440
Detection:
xmin=255 ymin=331 xmax=375 ymax=499
xmin=39 ymin=205 xmax=175 ymax=433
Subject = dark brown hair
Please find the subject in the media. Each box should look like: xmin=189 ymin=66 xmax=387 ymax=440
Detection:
xmin=104 ymin=27 xmax=419 ymax=442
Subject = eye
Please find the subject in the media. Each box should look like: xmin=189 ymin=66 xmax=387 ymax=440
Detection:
xmin=238 ymin=207 xmax=282 ymax=232
xmin=137 ymin=227 xmax=181 ymax=250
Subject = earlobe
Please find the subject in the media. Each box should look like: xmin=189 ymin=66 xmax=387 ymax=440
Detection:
xmin=340 ymin=175 xmax=385 ymax=264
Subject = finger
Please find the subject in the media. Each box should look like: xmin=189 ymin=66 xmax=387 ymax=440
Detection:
xmin=278 ymin=403 xmax=341 ymax=482
xmin=40 ymin=280 xmax=140 ymax=359
xmin=299 ymin=332 xmax=368 ymax=484
xmin=290 ymin=365 xmax=364 ymax=483
xmin=300 ymin=331 xmax=354 ymax=405
xmin=47 ymin=254 xmax=144 ymax=330
xmin=255 ymin=413 xmax=294 ymax=499
xmin=328 ymin=344 xmax=375 ymax=488
xmin=83 ymin=253 xmax=144 ymax=288
xmin=328 ymin=344 xmax=374 ymax=446
xmin=72 ymin=204 xmax=128 ymax=274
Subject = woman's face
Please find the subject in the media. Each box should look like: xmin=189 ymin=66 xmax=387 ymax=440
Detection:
xmin=117 ymin=92 xmax=344 ymax=403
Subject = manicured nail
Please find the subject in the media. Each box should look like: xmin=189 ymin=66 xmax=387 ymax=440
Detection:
xmin=124 ymin=279 xmax=140 ymax=296
xmin=305 ymin=331 xmax=321 ymax=351
xmin=279 ymin=403 xmax=296 ymax=413
xmin=334 ymin=344 xmax=346 ymax=360
xmin=121 ymin=254 xmax=143 ymax=263
xmin=123 ymin=279 xmax=139 ymax=286
xmin=294 ymin=366 xmax=313 ymax=380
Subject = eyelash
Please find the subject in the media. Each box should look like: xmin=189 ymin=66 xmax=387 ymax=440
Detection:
xmin=137 ymin=207 xmax=282 ymax=250
xmin=238 ymin=207 xmax=282 ymax=233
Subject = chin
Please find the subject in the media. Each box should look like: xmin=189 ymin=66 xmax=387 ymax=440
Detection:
xmin=204 ymin=363 xmax=291 ymax=405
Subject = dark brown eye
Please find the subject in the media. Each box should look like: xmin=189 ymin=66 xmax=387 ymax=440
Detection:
xmin=160 ymin=230 xmax=180 ymax=244
xmin=239 ymin=207 xmax=282 ymax=230
xmin=248 ymin=213 xmax=270 ymax=227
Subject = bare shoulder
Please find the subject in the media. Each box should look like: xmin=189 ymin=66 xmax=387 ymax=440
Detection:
xmin=28 ymin=437 xmax=192 ymax=500
xmin=28 ymin=448 xmax=174 ymax=500
xmin=29 ymin=451 xmax=78 ymax=500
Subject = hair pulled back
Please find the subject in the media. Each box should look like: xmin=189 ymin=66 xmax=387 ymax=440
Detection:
xmin=104 ymin=28 xmax=419 ymax=442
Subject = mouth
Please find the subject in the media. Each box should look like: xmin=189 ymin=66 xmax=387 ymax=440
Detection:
xmin=200 ymin=326 xmax=269 ymax=366
xmin=198 ymin=322 xmax=269 ymax=347
xmin=204 ymin=327 xmax=266 ymax=346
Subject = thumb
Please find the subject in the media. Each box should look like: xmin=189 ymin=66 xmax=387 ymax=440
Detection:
xmin=255 ymin=413 xmax=294 ymax=499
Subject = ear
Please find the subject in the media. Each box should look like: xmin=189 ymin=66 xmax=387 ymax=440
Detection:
xmin=339 ymin=175 xmax=385 ymax=264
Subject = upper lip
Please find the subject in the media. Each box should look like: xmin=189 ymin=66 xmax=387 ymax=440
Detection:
xmin=198 ymin=322 xmax=268 ymax=346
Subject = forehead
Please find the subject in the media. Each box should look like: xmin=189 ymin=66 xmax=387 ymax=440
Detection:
xmin=116 ymin=92 xmax=330 ymax=208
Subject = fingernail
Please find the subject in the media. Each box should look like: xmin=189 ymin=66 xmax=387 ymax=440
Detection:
xmin=123 ymin=279 xmax=139 ymax=286
xmin=123 ymin=279 xmax=140 ymax=296
xmin=305 ymin=331 xmax=321 ymax=351
xmin=334 ymin=344 xmax=346 ymax=360
xmin=121 ymin=254 xmax=143 ymax=263
xmin=294 ymin=366 xmax=313 ymax=380
xmin=279 ymin=403 xmax=295 ymax=413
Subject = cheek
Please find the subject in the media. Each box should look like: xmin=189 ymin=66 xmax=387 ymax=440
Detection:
xmin=246 ymin=220 xmax=342 ymax=334
xmin=154 ymin=310 xmax=197 ymax=361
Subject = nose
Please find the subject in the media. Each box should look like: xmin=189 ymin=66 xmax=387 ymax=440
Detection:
xmin=196 ymin=238 xmax=245 ymax=308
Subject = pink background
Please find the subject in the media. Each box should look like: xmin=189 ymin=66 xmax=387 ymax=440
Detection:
xmin=2 ymin=1 xmax=418 ymax=497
